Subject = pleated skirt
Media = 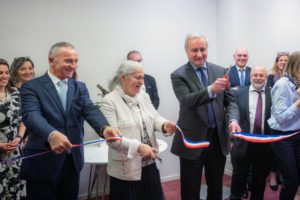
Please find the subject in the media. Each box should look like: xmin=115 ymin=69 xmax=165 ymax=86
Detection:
xmin=109 ymin=163 xmax=164 ymax=200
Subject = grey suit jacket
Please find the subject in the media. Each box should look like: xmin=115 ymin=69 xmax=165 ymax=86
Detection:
xmin=171 ymin=62 xmax=239 ymax=159
xmin=231 ymin=86 xmax=272 ymax=158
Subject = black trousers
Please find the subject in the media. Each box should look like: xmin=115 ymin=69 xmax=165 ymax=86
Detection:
xmin=271 ymin=129 xmax=300 ymax=200
xmin=180 ymin=128 xmax=226 ymax=200
xmin=230 ymin=143 xmax=273 ymax=200
xmin=26 ymin=154 xmax=80 ymax=200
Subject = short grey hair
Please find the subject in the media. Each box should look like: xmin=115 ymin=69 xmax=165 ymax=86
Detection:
xmin=184 ymin=33 xmax=208 ymax=50
xmin=48 ymin=42 xmax=75 ymax=57
xmin=109 ymin=60 xmax=142 ymax=91
xmin=127 ymin=50 xmax=141 ymax=60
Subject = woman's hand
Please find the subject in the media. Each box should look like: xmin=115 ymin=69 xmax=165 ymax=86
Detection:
xmin=11 ymin=137 xmax=21 ymax=146
xmin=138 ymin=143 xmax=158 ymax=160
xmin=163 ymin=121 xmax=176 ymax=134
xmin=0 ymin=142 xmax=18 ymax=154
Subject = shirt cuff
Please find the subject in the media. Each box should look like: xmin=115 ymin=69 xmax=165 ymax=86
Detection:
xmin=48 ymin=130 xmax=55 ymax=143
xmin=207 ymin=86 xmax=217 ymax=98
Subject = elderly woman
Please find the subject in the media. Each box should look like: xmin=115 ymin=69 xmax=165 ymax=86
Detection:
xmin=0 ymin=58 xmax=26 ymax=199
xmin=267 ymin=52 xmax=289 ymax=88
xmin=268 ymin=52 xmax=300 ymax=200
xmin=100 ymin=60 xmax=176 ymax=200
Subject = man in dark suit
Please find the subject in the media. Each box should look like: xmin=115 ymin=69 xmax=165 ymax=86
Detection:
xmin=227 ymin=48 xmax=251 ymax=90
xmin=230 ymin=66 xmax=273 ymax=200
xmin=20 ymin=42 xmax=120 ymax=200
xmin=171 ymin=33 xmax=241 ymax=200
xmin=127 ymin=50 xmax=160 ymax=109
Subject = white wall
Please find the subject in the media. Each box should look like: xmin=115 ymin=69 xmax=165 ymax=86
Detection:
xmin=0 ymin=0 xmax=217 ymax=198
xmin=2 ymin=0 xmax=300 ymax=198
xmin=216 ymin=0 xmax=300 ymax=70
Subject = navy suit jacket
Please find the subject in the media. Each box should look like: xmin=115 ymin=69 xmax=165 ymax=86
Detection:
xmin=144 ymin=74 xmax=160 ymax=109
xmin=231 ymin=86 xmax=272 ymax=158
xmin=20 ymin=73 xmax=108 ymax=183
xmin=171 ymin=62 xmax=239 ymax=159
xmin=227 ymin=65 xmax=251 ymax=89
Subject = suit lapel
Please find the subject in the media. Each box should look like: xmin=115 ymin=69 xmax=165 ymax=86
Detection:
xmin=206 ymin=62 xmax=216 ymax=85
xmin=245 ymin=67 xmax=251 ymax=86
xmin=66 ymin=78 xmax=74 ymax=114
xmin=40 ymin=73 xmax=65 ymax=114
xmin=264 ymin=88 xmax=271 ymax=123
xmin=242 ymin=87 xmax=250 ymax=124
xmin=186 ymin=62 xmax=203 ymax=89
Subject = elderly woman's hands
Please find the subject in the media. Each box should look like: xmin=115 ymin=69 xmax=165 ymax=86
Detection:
xmin=163 ymin=121 xmax=176 ymax=135
xmin=138 ymin=143 xmax=158 ymax=160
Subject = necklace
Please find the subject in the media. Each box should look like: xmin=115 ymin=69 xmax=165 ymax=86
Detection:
xmin=0 ymin=91 xmax=7 ymax=102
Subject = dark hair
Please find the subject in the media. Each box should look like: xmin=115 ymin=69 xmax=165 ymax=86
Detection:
xmin=0 ymin=58 xmax=14 ymax=93
xmin=9 ymin=57 xmax=35 ymax=86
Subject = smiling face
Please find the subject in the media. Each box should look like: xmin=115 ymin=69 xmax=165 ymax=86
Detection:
xmin=17 ymin=61 xmax=34 ymax=83
xmin=233 ymin=48 xmax=249 ymax=68
xmin=49 ymin=47 xmax=78 ymax=80
xmin=121 ymin=67 xmax=144 ymax=97
xmin=0 ymin=64 xmax=10 ymax=88
xmin=186 ymin=38 xmax=208 ymax=67
xmin=277 ymin=55 xmax=289 ymax=71
xmin=251 ymin=66 xmax=267 ymax=90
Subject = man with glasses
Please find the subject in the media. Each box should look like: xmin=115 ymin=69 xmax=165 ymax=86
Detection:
xmin=127 ymin=50 xmax=160 ymax=109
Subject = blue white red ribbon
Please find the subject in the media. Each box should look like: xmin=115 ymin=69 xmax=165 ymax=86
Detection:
xmin=0 ymin=136 xmax=122 ymax=164
xmin=232 ymin=131 xmax=300 ymax=143
xmin=175 ymin=124 xmax=210 ymax=148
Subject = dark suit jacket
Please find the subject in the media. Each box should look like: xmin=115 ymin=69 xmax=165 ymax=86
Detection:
xmin=231 ymin=86 xmax=272 ymax=158
xmin=171 ymin=62 xmax=239 ymax=159
xmin=226 ymin=65 xmax=251 ymax=88
xmin=144 ymin=74 xmax=159 ymax=109
xmin=20 ymin=73 xmax=108 ymax=183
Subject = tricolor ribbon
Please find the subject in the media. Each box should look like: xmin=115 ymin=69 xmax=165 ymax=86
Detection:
xmin=232 ymin=131 xmax=300 ymax=143
xmin=0 ymin=136 xmax=123 ymax=165
xmin=175 ymin=124 xmax=210 ymax=148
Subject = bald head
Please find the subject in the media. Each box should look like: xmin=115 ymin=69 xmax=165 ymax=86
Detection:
xmin=250 ymin=66 xmax=268 ymax=90
xmin=233 ymin=47 xmax=249 ymax=68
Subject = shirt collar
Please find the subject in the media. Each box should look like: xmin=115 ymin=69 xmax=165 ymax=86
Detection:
xmin=190 ymin=62 xmax=207 ymax=71
xmin=47 ymin=70 xmax=68 ymax=85
xmin=236 ymin=65 xmax=246 ymax=71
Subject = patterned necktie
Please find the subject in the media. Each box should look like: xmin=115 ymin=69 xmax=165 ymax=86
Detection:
xmin=198 ymin=67 xmax=216 ymax=128
xmin=239 ymin=69 xmax=245 ymax=88
xmin=253 ymin=90 xmax=263 ymax=134
xmin=57 ymin=80 xmax=67 ymax=111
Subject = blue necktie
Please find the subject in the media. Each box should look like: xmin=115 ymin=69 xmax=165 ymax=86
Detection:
xmin=198 ymin=68 xmax=216 ymax=128
xmin=239 ymin=69 xmax=245 ymax=88
xmin=57 ymin=80 xmax=67 ymax=111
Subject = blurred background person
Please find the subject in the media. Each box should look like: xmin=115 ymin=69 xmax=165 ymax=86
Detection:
xmin=9 ymin=57 xmax=35 ymax=89
xmin=227 ymin=47 xmax=251 ymax=91
xmin=9 ymin=57 xmax=35 ymax=148
xmin=268 ymin=51 xmax=300 ymax=200
xmin=0 ymin=58 xmax=26 ymax=199
xmin=267 ymin=52 xmax=289 ymax=191
xmin=127 ymin=50 xmax=160 ymax=109
xmin=267 ymin=52 xmax=289 ymax=88
xmin=101 ymin=60 xmax=176 ymax=200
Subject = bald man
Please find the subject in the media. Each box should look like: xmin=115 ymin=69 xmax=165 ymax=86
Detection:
xmin=227 ymin=48 xmax=251 ymax=90
xmin=230 ymin=66 xmax=273 ymax=200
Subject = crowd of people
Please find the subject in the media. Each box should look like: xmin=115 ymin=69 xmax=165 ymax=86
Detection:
xmin=0 ymin=34 xmax=300 ymax=200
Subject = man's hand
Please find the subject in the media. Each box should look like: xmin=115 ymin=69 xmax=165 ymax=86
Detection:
xmin=229 ymin=120 xmax=241 ymax=137
xmin=49 ymin=131 xmax=72 ymax=154
xmin=211 ymin=78 xmax=227 ymax=94
xmin=103 ymin=126 xmax=122 ymax=142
